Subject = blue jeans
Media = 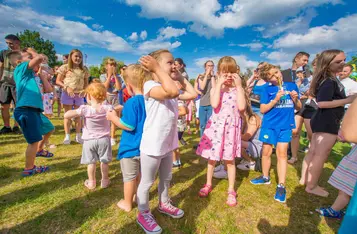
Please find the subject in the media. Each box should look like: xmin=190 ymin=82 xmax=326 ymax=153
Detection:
xmin=199 ymin=105 xmax=212 ymax=136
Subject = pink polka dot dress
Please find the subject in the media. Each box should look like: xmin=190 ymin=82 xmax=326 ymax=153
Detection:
xmin=196 ymin=88 xmax=242 ymax=161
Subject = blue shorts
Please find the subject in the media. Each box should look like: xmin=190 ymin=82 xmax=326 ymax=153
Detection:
xmin=14 ymin=108 xmax=55 ymax=144
xmin=259 ymin=128 xmax=292 ymax=146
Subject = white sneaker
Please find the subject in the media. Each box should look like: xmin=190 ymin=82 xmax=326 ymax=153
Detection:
xmin=63 ymin=136 xmax=71 ymax=145
xmin=111 ymin=138 xmax=116 ymax=146
xmin=213 ymin=169 xmax=228 ymax=179
xmin=237 ymin=161 xmax=256 ymax=171
xmin=214 ymin=164 xmax=224 ymax=172
xmin=75 ymin=135 xmax=84 ymax=144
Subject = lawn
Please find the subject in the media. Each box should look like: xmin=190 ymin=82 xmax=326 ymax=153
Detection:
xmin=0 ymin=115 xmax=352 ymax=234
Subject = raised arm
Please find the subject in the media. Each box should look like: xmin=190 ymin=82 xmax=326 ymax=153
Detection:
xmin=178 ymin=76 xmax=198 ymax=101
xmin=233 ymin=73 xmax=246 ymax=112
xmin=210 ymin=75 xmax=224 ymax=109
xmin=194 ymin=76 xmax=203 ymax=95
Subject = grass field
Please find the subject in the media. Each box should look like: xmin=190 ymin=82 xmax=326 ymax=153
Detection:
xmin=0 ymin=115 xmax=352 ymax=234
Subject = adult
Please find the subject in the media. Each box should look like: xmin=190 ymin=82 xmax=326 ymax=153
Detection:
xmin=0 ymin=34 xmax=21 ymax=134
xmin=174 ymin=58 xmax=189 ymax=80
xmin=62 ymin=54 xmax=69 ymax=64
xmin=282 ymin=52 xmax=310 ymax=82
xmin=99 ymin=58 xmax=122 ymax=146
xmin=118 ymin=65 xmax=127 ymax=105
xmin=198 ymin=60 xmax=215 ymax=136
xmin=300 ymin=49 xmax=357 ymax=197
xmin=339 ymin=64 xmax=357 ymax=108
xmin=193 ymin=75 xmax=201 ymax=135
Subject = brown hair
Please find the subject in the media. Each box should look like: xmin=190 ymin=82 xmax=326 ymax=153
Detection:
xmin=344 ymin=64 xmax=353 ymax=72
xmin=293 ymin=51 xmax=310 ymax=64
xmin=204 ymin=60 xmax=214 ymax=68
xmin=123 ymin=64 xmax=153 ymax=92
xmin=217 ymin=56 xmax=238 ymax=74
xmin=309 ymin=49 xmax=343 ymax=97
xmin=68 ymin=49 xmax=84 ymax=71
xmin=149 ymin=49 xmax=170 ymax=61
xmin=259 ymin=63 xmax=277 ymax=81
xmin=240 ymin=77 xmax=260 ymax=133
xmin=85 ymin=82 xmax=107 ymax=103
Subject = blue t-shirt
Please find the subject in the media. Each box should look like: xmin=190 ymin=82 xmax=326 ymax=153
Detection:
xmin=260 ymin=82 xmax=299 ymax=130
xmin=117 ymin=95 xmax=146 ymax=160
xmin=14 ymin=61 xmax=43 ymax=111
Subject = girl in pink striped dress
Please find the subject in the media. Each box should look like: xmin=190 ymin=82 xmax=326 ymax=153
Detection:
xmin=196 ymin=56 xmax=246 ymax=207
xmin=316 ymin=136 xmax=357 ymax=219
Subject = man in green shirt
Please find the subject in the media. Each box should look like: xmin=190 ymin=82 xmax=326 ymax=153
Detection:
xmin=0 ymin=34 xmax=21 ymax=134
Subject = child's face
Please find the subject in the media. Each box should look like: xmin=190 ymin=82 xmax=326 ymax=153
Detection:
xmin=174 ymin=61 xmax=183 ymax=70
xmin=21 ymin=52 xmax=32 ymax=62
xmin=106 ymin=63 xmax=116 ymax=72
xmin=296 ymin=72 xmax=304 ymax=79
xmin=219 ymin=71 xmax=234 ymax=86
xmin=267 ymin=68 xmax=283 ymax=85
xmin=71 ymin=52 xmax=82 ymax=66
xmin=158 ymin=52 xmax=179 ymax=80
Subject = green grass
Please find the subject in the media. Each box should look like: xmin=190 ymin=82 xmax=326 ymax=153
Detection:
xmin=0 ymin=116 xmax=352 ymax=234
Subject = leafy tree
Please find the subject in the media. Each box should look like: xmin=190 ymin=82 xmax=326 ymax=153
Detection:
xmin=16 ymin=30 xmax=57 ymax=67
xmin=189 ymin=78 xmax=195 ymax=87
xmin=88 ymin=66 xmax=101 ymax=78
xmin=347 ymin=55 xmax=357 ymax=66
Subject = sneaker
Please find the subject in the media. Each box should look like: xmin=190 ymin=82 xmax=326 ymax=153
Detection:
xmin=137 ymin=211 xmax=162 ymax=234
xmin=158 ymin=200 xmax=184 ymax=219
xmin=111 ymin=138 xmax=116 ymax=146
xmin=213 ymin=169 xmax=228 ymax=179
xmin=214 ymin=164 xmax=224 ymax=172
xmin=250 ymin=175 xmax=271 ymax=185
xmin=63 ymin=136 xmax=71 ymax=145
xmin=316 ymin=207 xmax=345 ymax=219
xmin=173 ymin=162 xmax=181 ymax=169
xmin=237 ymin=161 xmax=255 ymax=171
xmin=75 ymin=135 xmax=83 ymax=144
xmin=0 ymin=126 xmax=12 ymax=134
xmin=12 ymin=126 xmax=22 ymax=134
xmin=274 ymin=184 xmax=287 ymax=203
xmin=179 ymin=138 xmax=187 ymax=146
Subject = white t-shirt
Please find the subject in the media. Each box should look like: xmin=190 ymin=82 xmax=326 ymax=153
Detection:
xmin=140 ymin=80 xmax=179 ymax=156
xmin=341 ymin=78 xmax=357 ymax=108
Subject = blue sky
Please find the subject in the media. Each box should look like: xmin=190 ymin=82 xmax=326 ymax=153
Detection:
xmin=1 ymin=0 xmax=357 ymax=77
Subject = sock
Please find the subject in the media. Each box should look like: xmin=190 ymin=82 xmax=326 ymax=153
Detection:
xmin=178 ymin=159 xmax=181 ymax=165
xmin=263 ymin=176 xmax=270 ymax=180
xmin=278 ymin=183 xmax=285 ymax=188
xmin=76 ymin=133 xmax=81 ymax=138
xmin=65 ymin=134 xmax=70 ymax=139
xmin=173 ymin=161 xmax=179 ymax=166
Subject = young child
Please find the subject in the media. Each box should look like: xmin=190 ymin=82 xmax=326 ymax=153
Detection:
xmin=56 ymin=49 xmax=89 ymax=145
xmin=250 ymin=63 xmax=301 ymax=203
xmin=106 ymin=64 xmax=150 ymax=212
xmin=10 ymin=50 xmax=51 ymax=176
xmin=196 ymin=56 xmax=246 ymax=207
xmin=39 ymin=55 xmax=54 ymax=118
xmin=64 ymin=82 xmax=113 ymax=189
xmin=136 ymin=50 xmax=197 ymax=234
xmin=173 ymin=92 xmax=188 ymax=168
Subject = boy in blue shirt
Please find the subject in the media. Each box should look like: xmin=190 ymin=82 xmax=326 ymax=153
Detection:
xmin=9 ymin=50 xmax=53 ymax=176
xmin=250 ymin=64 xmax=301 ymax=203
xmin=106 ymin=64 xmax=148 ymax=212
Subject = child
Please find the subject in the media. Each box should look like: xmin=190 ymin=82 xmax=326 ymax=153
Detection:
xmin=10 ymin=50 xmax=51 ymax=176
xmin=136 ymin=50 xmax=197 ymax=234
xmin=173 ymin=92 xmax=188 ymax=168
xmin=250 ymin=63 xmax=301 ymax=203
xmin=64 ymin=82 xmax=113 ymax=189
xmin=196 ymin=56 xmax=246 ymax=206
xmin=106 ymin=64 xmax=150 ymax=212
xmin=52 ymin=66 xmax=62 ymax=117
xmin=39 ymin=55 xmax=54 ymax=118
xmin=56 ymin=49 xmax=89 ymax=145
xmin=99 ymin=58 xmax=122 ymax=146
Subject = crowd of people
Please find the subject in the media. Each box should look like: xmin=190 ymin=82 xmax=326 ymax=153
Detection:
xmin=1 ymin=33 xmax=357 ymax=233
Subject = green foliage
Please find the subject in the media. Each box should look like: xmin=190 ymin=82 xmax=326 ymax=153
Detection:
xmin=16 ymin=30 xmax=57 ymax=67
xmin=88 ymin=65 xmax=101 ymax=78
xmin=347 ymin=55 xmax=357 ymax=66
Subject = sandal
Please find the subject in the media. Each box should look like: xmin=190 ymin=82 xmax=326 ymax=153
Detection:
xmin=288 ymin=157 xmax=298 ymax=164
xmin=316 ymin=207 xmax=345 ymax=219
xmin=198 ymin=184 xmax=212 ymax=197
xmin=84 ymin=180 xmax=96 ymax=190
xmin=36 ymin=149 xmax=54 ymax=158
xmin=22 ymin=165 xmax=50 ymax=177
xmin=101 ymin=179 xmax=111 ymax=189
xmin=226 ymin=191 xmax=237 ymax=207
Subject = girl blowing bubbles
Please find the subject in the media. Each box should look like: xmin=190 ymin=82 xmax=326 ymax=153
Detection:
xmin=64 ymin=83 xmax=113 ymax=190
xmin=196 ymin=56 xmax=246 ymax=207
xmin=136 ymin=50 xmax=197 ymax=234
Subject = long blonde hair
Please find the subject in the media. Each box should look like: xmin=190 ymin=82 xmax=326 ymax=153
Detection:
xmin=123 ymin=64 xmax=153 ymax=92
xmin=149 ymin=49 xmax=170 ymax=62
xmin=68 ymin=49 xmax=84 ymax=71
xmin=309 ymin=49 xmax=343 ymax=97
xmin=217 ymin=56 xmax=238 ymax=74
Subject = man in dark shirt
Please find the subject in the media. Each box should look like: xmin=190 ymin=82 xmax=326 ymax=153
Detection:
xmin=282 ymin=52 xmax=310 ymax=82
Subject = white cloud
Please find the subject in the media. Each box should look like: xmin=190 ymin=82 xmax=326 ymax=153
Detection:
xmin=4 ymin=0 xmax=30 ymax=3
xmin=273 ymin=14 xmax=357 ymax=54
xmin=194 ymin=55 xmax=259 ymax=73
xmin=234 ymin=43 xmax=264 ymax=51
xmin=158 ymin=27 xmax=186 ymax=40
xmin=128 ymin=32 xmax=139 ymax=41
xmin=140 ymin=30 xmax=147 ymax=40
xmin=92 ymin=24 xmax=103 ymax=31
xmin=0 ymin=5 xmax=132 ymax=53
xmin=124 ymin=0 xmax=341 ymax=37
xmin=78 ymin=16 xmax=93 ymax=21
xmin=137 ymin=41 xmax=181 ymax=54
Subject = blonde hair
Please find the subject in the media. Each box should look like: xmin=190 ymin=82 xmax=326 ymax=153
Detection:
xmin=259 ymin=63 xmax=278 ymax=81
xmin=217 ymin=56 xmax=238 ymax=74
xmin=68 ymin=49 xmax=84 ymax=71
xmin=149 ymin=49 xmax=170 ymax=61
xmin=123 ymin=64 xmax=153 ymax=92
xmin=85 ymin=82 xmax=107 ymax=103
xmin=310 ymin=49 xmax=343 ymax=97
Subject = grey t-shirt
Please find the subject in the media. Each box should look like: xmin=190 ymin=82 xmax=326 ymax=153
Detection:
xmin=100 ymin=74 xmax=121 ymax=96
xmin=199 ymin=76 xmax=213 ymax=107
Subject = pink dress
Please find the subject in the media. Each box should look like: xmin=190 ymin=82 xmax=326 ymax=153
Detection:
xmin=196 ymin=88 xmax=242 ymax=161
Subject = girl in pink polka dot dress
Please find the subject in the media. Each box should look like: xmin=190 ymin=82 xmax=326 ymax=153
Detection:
xmin=196 ymin=56 xmax=246 ymax=207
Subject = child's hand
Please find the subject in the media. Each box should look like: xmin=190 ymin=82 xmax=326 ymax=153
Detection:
xmin=66 ymin=87 xmax=75 ymax=98
xmin=106 ymin=110 xmax=118 ymax=121
xmin=175 ymin=81 xmax=183 ymax=90
xmin=290 ymin=90 xmax=299 ymax=103
xmin=217 ymin=74 xmax=226 ymax=87
xmin=78 ymin=90 xmax=86 ymax=98
xmin=274 ymin=90 xmax=285 ymax=101
xmin=139 ymin=55 xmax=160 ymax=73
xmin=232 ymin=73 xmax=242 ymax=87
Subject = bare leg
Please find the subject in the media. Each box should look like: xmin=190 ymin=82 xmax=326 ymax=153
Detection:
xmin=63 ymin=105 xmax=72 ymax=134
xmin=331 ymin=190 xmax=351 ymax=211
xmin=1 ymin=104 xmax=10 ymax=127
xmin=276 ymin=143 xmax=289 ymax=184
xmin=118 ymin=179 xmax=137 ymax=212
xmin=290 ymin=115 xmax=304 ymax=163
xmin=88 ymin=164 xmax=96 ymax=181
xmin=225 ymin=160 xmax=236 ymax=192
xmin=262 ymin=144 xmax=273 ymax=178
xmin=100 ymin=163 xmax=109 ymax=180
xmin=304 ymin=118 xmax=313 ymax=141
xmin=26 ymin=141 xmax=40 ymax=169
xmin=206 ymin=160 xmax=216 ymax=186
xmin=38 ymin=130 xmax=54 ymax=151
xmin=300 ymin=133 xmax=317 ymax=185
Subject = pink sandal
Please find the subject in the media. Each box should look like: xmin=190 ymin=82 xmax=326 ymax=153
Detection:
xmin=84 ymin=180 xmax=96 ymax=190
xmin=226 ymin=191 xmax=237 ymax=207
xmin=101 ymin=179 xmax=111 ymax=189
xmin=199 ymin=184 xmax=212 ymax=197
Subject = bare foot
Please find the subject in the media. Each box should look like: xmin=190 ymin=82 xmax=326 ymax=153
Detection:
xmin=299 ymin=178 xmax=306 ymax=186
xmin=306 ymin=186 xmax=329 ymax=197
xmin=117 ymin=200 xmax=132 ymax=212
